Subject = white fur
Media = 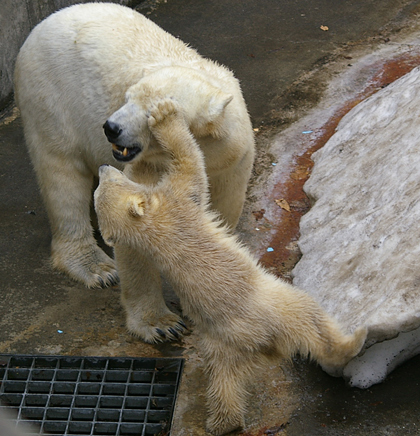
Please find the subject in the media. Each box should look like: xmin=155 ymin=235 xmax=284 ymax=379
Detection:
xmin=94 ymin=99 xmax=367 ymax=435
xmin=14 ymin=3 xmax=254 ymax=342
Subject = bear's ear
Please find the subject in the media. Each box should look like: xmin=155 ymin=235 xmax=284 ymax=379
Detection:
xmin=127 ymin=195 xmax=146 ymax=218
xmin=207 ymin=91 xmax=233 ymax=120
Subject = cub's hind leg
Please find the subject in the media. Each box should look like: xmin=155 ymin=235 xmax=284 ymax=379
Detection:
xmin=201 ymin=339 xmax=258 ymax=436
xmin=276 ymin=285 xmax=367 ymax=375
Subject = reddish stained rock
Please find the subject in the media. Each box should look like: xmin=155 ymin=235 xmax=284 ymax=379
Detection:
xmin=259 ymin=53 xmax=420 ymax=279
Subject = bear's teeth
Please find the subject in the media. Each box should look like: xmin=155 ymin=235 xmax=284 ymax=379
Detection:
xmin=112 ymin=144 xmax=129 ymax=157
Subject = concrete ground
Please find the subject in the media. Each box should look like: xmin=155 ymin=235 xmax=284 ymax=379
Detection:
xmin=2 ymin=0 xmax=420 ymax=435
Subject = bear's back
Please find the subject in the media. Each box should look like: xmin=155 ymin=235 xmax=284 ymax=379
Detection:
xmin=14 ymin=3 xmax=207 ymax=164
xmin=16 ymin=3 xmax=201 ymax=92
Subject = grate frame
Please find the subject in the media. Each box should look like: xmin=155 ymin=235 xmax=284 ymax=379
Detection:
xmin=0 ymin=354 xmax=184 ymax=436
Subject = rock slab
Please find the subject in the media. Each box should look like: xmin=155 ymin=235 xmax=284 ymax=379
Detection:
xmin=292 ymin=66 xmax=420 ymax=388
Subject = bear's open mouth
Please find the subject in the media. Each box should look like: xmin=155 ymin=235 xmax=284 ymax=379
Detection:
xmin=112 ymin=144 xmax=142 ymax=162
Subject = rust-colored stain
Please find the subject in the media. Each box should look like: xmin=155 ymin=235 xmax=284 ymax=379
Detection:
xmin=259 ymin=52 xmax=420 ymax=279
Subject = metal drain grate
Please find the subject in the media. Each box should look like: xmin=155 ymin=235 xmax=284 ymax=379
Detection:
xmin=0 ymin=355 xmax=183 ymax=436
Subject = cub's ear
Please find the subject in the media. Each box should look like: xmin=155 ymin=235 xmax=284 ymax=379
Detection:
xmin=103 ymin=235 xmax=117 ymax=247
xmin=208 ymin=91 xmax=233 ymax=120
xmin=127 ymin=195 xmax=146 ymax=218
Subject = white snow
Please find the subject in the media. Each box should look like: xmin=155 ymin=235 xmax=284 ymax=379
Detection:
xmin=292 ymin=66 xmax=420 ymax=388
xmin=344 ymin=327 xmax=420 ymax=388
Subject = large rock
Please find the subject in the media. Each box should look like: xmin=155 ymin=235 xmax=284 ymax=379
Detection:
xmin=292 ymin=66 xmax=420 ymax=389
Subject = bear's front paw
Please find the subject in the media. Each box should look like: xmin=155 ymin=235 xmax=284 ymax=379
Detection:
xmin=52 ymin=239 xmax=119 ymax=289
xmin=147 ymin=98 xmax=181 ymax=128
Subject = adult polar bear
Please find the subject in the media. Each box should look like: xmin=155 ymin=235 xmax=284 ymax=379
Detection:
xmin=14 ymin=3 xmax=255 ymax=343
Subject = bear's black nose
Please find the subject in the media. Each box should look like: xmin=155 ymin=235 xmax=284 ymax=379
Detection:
xmin=103 ymin=120 xmax=122 ymax=141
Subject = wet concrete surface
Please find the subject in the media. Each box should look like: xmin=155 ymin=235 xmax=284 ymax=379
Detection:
xmin=2 ymin=0 xmax=420 ymax=434
xmin=143 ymin=0 xmax=418 ymax=126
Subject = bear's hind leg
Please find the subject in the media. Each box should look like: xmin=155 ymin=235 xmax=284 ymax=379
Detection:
xmin=115 ymin=245 xmax=188 ymax=343
xmin=34 ymin=151 xmax=118 ymax=288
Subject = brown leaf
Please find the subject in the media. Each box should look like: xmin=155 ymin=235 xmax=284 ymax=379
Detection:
xmin=291 ymin=165 xmax=310 ymax=180
xmin=275 ymin=199 xmax=291 ymax=212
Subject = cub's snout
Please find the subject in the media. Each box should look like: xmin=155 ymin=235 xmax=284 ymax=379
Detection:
xmin=97 ymin=164 xmax=125 ymax=184
xmin=98 ymin=164 xmax=112 ymax=178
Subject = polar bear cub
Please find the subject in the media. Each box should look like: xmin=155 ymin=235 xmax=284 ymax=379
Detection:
xmin=14 ymin=3 xmax=254 ymax=343
xmin=94 ymin=99 xmax=367 ymax=436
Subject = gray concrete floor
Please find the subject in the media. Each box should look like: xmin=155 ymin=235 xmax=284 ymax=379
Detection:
xmin=2 ymin=0 xmax=420 ymax=435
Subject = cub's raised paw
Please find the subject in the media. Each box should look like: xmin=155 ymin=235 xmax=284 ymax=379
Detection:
xmin=147 ymin=98 xmax=180 ymax=128
xmin=126 ymin=311 xmax=189 ymax=344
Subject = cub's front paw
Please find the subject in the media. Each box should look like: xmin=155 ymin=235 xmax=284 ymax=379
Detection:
xmin=126 ymin=311 xmax=189 ymax=344
xmin=147 ymin=98 xmax=181 ymax=129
